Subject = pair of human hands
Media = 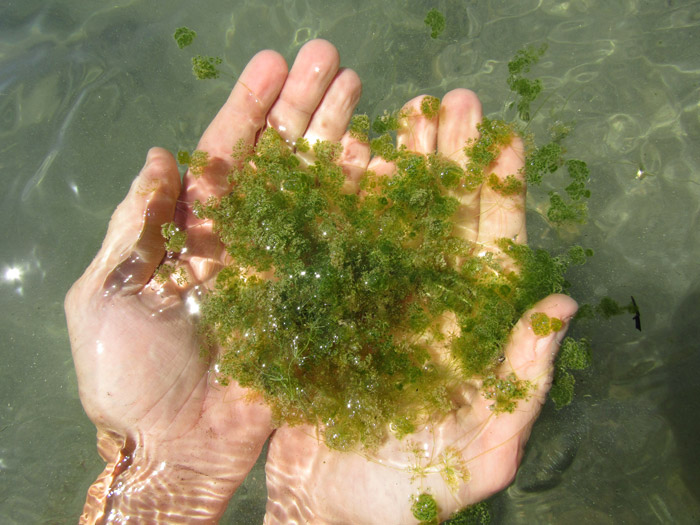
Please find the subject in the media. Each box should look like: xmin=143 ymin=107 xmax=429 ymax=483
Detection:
xmin=65 ymin=39 xmax=576 ymax=524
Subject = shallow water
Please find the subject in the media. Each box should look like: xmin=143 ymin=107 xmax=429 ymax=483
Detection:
xmin=1 ymin=0 xmax=699 ymax=523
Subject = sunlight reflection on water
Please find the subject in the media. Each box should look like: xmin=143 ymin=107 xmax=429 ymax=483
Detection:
xmin=1 ymin=0 xmax=699 ymax=523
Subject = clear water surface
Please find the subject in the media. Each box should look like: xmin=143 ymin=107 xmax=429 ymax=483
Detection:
xmin=1 ymin=0 xmax=699 ymax=523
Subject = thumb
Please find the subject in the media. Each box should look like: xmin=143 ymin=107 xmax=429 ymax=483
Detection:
xmin=502 ymin=293 xmax=579 ymax=389
xmin=451 ymin=294 xmax=578 ymax=503
xmin=468 ymin=293 xmax=578 ymax=424
xmin=92 ymin=147 xmax=181 ymax=295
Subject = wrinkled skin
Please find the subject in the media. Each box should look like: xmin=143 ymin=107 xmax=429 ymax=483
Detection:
xmin=66 ymin=39 xmax=576 ymax=524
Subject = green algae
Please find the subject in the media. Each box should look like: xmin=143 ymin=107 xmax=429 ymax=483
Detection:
xmin=177 ymin=149 xmax=209 ymax=177
xmin=192 ymin=55 xmax=222 ymax=80
xmin=520 ymin=130 xmax=592 ymax=226
xmin=464 ymin=118 xmax=517 ymax=191
xmin=173 ymin=26 xmax=197 ymax=49
xmin=424 ymin=9 xmax=446 ymax=39
xmin=372 ymin=109 xmax=403 ymax=135
xmin=576 ymin=296 xmax=637 ymax=321
xmin=550 ymin=337 xmax=592 ymax=408
xmin=176 ymin=150 xmax=191 ymax=165
xmin=530 ymin=312 xmax=563 ymax=337
xmin=507 ymin=44 xmax=547 ymax=121
xmin=173 ymin=25 xmax=223 ymax=80
xmin=505 ymin=43 xmax=593 ymax=227
xmin=153 ymin=262 xmax=188 ymax=286
xmin=420 ymin=96 xmax=441 ymax=119
xmin=159 ymin=43 xmax=607 ymax=451
xmin=194 ymin=124 xmax=584 ymax=450
xmin=154 ymin=223 xmax=188 ymax=286
xmin=161 ymin=222 xmax=187 ymax=253
xmin=412 ymin=492 xmax=439 ymax=523
xmin=445 ymin=501 xmax=491 ymax=524
xmin=349 ymin=114 xmax=370 ymax=143
xmin=482 ymin=373 xmax=532 ymax=413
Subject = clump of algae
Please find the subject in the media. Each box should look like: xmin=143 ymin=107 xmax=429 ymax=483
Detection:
xmin=412 ymin=492 xmax=439 ymax=523
xmin=193 ymin=113 xmax=581 ymax=451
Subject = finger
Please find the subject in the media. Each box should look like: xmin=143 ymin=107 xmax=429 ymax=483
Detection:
xmin=365 ymin=95 xmax=440 ymax=184
xmin=436 ymin=89 xmax=482 ymax=164
xmin=396 ymin=95 xmax=439 ymax=154
xmin=437 ymin=89 xmax=483 ymax=243
xmin=457 ymin=295 xmax=577 ymax=500
xmin=366 ymin=154 xmax=396 ymax=177
xmin=475 ymin=135 xmax=527 ymax=250
xmin=92 ymin=148 xmax=181 ymax=295
xmin=182 ymin=49 xmax=289 ymax=204
xmin=266 ymin=39 xmax=341 ymax=144
xmin=470 ymin=294 xmax=578 ymax=422
xmin=338 ymin=132 xmax=371 ymax=194
xmin=503 ymin=294 xmax=578 ymax=381
xmin=304 ymin=68 xmax=362 ymax=145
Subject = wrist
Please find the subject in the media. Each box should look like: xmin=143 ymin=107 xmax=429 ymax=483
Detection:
xmin=81 ymin=432 xmax=241 ymax=524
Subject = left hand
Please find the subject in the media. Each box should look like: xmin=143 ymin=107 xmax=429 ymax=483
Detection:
xmin=263 ymin=90 xmax=578 ymax=524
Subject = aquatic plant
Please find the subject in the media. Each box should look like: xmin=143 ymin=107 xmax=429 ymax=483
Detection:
xmin=173 ymin=26 xmax=197 ymax=49
xmin=445 ymin=501 xmax=491 ymax=524
xmin=177 ymin=149 xmax=209 ymax=177
xmin=192 ymin=55 xmax=222 ymax=80
xmin=506 ymin=44 xmax=548 ymax=122
xmin=161 ymin=222 xmax=187 ymax=253
xmin=412 ymin=493 xmax=439 ymax=523
xmin=173 ymin=26 xmax=223 ymax=80
xmin=162 ymin=42 xmax=606 ymax=454
xmin=506 ymin=47 xmax=593 ymax=226
xmin=420 ymin=96 xmax=441 ymax=118
xmin=549 ymin=337 xmax=591 ymax=408
xmin=424 ymin=9 xmax=446 ymax=39
xmin=349 ymin=114 xmax=370 ymax=142
xmin=191 ymin=115 xmax=586 ymax=450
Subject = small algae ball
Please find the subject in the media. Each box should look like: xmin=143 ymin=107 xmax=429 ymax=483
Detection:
xmin=192 ymin=55 xmax=222 ymax=80
xmin=372 ymin=109 xmax=402 ymax=134
xmin=549 ymin=338 xmax=592 ymax=408
xmin=173 ymin=26 xmax=196 ymax=49
xmin=161 ymin=222 xmax=187 ymax=253
xmin=530 ymin=312 xmax=563 ymax=336
xmin=349 ymin=114 xmax=370 ymax=142
xmin=550 ymin=367 xmax=576 ymax=408
xmin=412 ymin=493 xmax=439 ymax=522
xmin=176 ymin=150 xmax=191 ymax=165
xmin=558 ymin=337 xmax=592 ymax=370
xmin=424 ymin=9 xmax=446 ymax=39
xmin=487 ymin=173 xmax=524 ymax=196
xmin=506 ymin=44 xmax=547 ymax=121
xmin=187 ymin=149 xmax=210 ymax=177
xmin=482 ymin=373 xmax=531 ymax=413
xmin=295 ymin=136 xmax=310 ymax=153
xmin=463 ymin=118 xmax=516 ymax=191
xmin=420 ymin=96 xmax=441 ymax=119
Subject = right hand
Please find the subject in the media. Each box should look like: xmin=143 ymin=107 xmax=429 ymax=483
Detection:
xmin=66 ymin=39 xmax=360 ymax=523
